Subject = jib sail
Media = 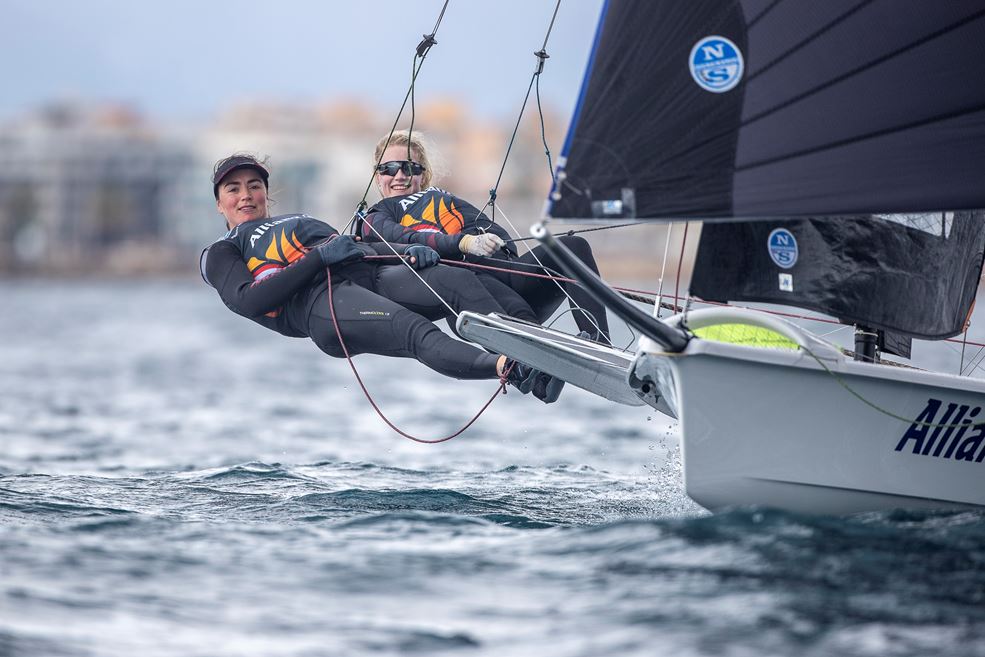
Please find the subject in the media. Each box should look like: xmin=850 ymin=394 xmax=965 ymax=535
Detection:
xmin=691 ymin=213 xmax=985 ymax=340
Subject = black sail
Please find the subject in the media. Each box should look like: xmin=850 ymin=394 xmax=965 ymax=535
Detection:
xmin=548 ymin=0 xmax=985 ymax=219
xmin=548 ymin=0 xmax=985 ymax=340
xmin=691 ymin=214 xmax=985 ymax=339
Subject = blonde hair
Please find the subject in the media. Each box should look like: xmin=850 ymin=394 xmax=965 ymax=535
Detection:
xmin=373 ymin=130 xmax=436 ymax=189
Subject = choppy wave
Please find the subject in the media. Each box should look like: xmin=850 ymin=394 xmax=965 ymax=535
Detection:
xmin=3 ymin=282 xmax=985 ymax=657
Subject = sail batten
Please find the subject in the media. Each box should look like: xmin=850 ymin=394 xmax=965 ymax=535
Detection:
xmin=735 ymin=105 xmax=985 ymax=175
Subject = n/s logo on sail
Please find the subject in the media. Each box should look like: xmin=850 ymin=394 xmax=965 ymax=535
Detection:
xmin=689 ymin=36 xmax=744 ymax=93
xmin=767 ymin=228 xmax=798 ymax=268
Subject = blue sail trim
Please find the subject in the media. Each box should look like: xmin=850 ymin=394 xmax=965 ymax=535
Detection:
xmin=544 ymin=0 xmax=611 ymax=217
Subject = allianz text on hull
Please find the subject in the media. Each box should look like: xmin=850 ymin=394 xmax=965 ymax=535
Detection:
xmin=633 ymin=309 xmax=985 ymax=515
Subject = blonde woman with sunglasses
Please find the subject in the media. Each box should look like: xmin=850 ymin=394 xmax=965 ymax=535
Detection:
xmin=362 ymin=130 xmax=610 ymax=346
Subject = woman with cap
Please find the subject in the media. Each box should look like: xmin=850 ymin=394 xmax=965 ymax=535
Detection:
xmin=200 ymin=153 xmax=564 ymax=401
xmin=360 ymin=130 xmax=610 ymax=345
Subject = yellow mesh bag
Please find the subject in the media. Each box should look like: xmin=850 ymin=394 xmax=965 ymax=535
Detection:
xmin=692 ymin=323 xmax=799 ymax=350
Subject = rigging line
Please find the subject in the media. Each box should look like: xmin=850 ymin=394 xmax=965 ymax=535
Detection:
xmin=426 ymin=255 xmax=675 ymax=309
xmin=426 ymin=0 xmax=450 ymax=43
xmin=353 ymin=54 xmax=428 ymax=223
xmin=486 ymin=0 xmax=562 ymax=221
xmin=407 ymin=51 xmax=418 ymax=162
xmin=816 ymin=324 xmax=853 ymax=339
xmin=358 ymin=252 xmax=985 ymax=353
xmin=492 ymin=201 xmax=608 ymax=342
xmin=351 ymin=0 xmax=451 ymax=221
xmin=960 ymin=327 xmax=969 ymax=375
xmin=360 ymin=221 xmax=459 ymax=318
xmin=673 ymin=223 xmax=690 ymax=324
xmin=802 ymin=344 xmax=985 ymax=429
xmin=503 ymin=221 xmax=643 ymax=244
xmin=534 ymin=70 xmax=554 ymax=180
xmin=489 ymin=74 xmax=536 ymax=225
xmin=325 ymin=264 xmax=507 ymax=445
xmin=405 ymin=0 xmax=450 ymax=165
xmin=962 ymin=346 xmax=985 ymax=378
xmin=655 ymin=223 xmax=674 ymax=319
xmin=961 ymin=347 xmax=985 ymax=378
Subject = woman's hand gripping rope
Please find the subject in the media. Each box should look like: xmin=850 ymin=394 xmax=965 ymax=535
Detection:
xmin=459 ymin=233 xmax=505 ymax=257
xmin=316 ymin=235 xmax=365 ymax=267
xmin=405 ymin=244 xmax=440 ymax=269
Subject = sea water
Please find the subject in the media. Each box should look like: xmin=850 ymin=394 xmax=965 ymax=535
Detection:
xmin=1 ymin=281 xmax=983 ymax=657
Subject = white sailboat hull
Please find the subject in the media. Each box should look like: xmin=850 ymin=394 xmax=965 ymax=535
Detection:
xmin=634 ymin=309 xmax=985 ymax=514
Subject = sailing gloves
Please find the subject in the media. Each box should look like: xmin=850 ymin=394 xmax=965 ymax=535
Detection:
xmin=405 ymin=245 xmax=440 ymax=269
xmin=315 ymin=235 xmax=365 ymax=267
xmin=459 ymin=232 xmax=506 ymax=257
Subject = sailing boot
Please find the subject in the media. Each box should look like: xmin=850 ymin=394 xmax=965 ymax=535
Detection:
xmin=504 ymin=359 xmax=538 ymax=395
xmin=530 ymin=371 xmax=565 ymax=404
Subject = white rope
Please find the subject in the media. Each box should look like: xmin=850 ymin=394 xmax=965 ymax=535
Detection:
xmin=490 ymin=201 xmax=607 ymax=340
xmin=359 ymin=216 xmax=459 ymax=318
xmin=654 ymin=223 xmax=674 ymax=319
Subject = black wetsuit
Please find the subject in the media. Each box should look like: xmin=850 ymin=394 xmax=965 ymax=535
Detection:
xmin=200 ymin=214 xmax=508 ymax=379
xmin=362 ymin=187 xmax=610 ymax=341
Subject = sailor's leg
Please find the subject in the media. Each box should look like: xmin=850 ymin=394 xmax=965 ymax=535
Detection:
xmin=473 ymin=272 xmax=537 ymax=322
xmin=307 ymin=280 xmax=500 ymax=380
xmin=373 ymin=263 xmax=510 ymax=320
xmin=503 ymin=236 xmax=611 ymax=342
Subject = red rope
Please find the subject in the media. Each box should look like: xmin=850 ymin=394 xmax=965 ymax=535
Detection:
xmin=362 ymin=254 xmax=985 ymax=350
xmin=325 ymin=265 xmax=509 ymax=444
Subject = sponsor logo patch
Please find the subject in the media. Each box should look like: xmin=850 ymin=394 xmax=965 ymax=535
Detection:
xmin=896 ymin=398 xmax=985 ymax=463
xmin=767 ymin=228 xmax=798 ymax=269
xmin=689 ymin=36 xmax=744 ymax=93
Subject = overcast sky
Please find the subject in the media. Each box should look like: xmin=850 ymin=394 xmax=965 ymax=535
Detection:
xmin=3 ymin=0 xmax=605 ymax=123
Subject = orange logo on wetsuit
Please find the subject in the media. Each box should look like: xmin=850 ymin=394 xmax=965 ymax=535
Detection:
xmin=245 ymin=228 xmax=308 ymax=316
xmin=400 ymin=195 xmax=465 ymax=234
xmin=246 ymin=228 xmax=307 ymax=280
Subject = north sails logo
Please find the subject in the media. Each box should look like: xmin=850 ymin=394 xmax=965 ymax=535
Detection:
xmin=767 ymin=228 xmax=798 ymax=269
xmin=895 ymin=398 xmax=985 ymax=462
xmin=689 ymin=36 xmax=744 ymax=93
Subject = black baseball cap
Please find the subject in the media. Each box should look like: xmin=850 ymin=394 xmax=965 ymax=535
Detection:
xmin=212 ymin=155 xmax=269 ymax=198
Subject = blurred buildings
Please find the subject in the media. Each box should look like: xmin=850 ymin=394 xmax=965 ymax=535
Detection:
xmin=0 ymin=99 xmax=666 ymax=279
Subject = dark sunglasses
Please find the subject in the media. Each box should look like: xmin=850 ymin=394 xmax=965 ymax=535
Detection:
xmin=376 ymin=160 xmax=425 ymax=177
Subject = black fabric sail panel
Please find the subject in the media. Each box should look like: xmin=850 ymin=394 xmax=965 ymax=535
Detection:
xmin=690 ymin=213 xmax=985 ymax=340
xmin=735 ymin=1 xmax=985 ymax=215
xmin=547 ymin=0 xmax=747 ymax=219
xmin=547 ymin=0 xmax=985 ymax=219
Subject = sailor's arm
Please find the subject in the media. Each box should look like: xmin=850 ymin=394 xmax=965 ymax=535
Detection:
xmin=361 ymin=209 xmax=463 ymax=258
xmin=200 ymin=240 xmax=325 ymax=317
